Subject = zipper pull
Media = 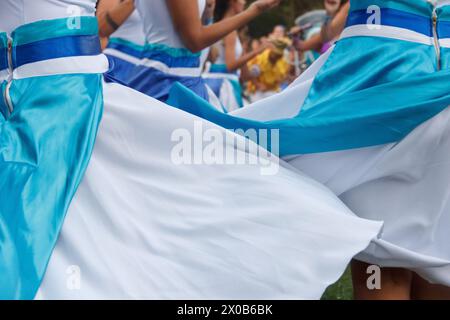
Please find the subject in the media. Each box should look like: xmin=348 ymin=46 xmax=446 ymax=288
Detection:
xmin=431 ymin=6 xmax=441 ymax=71
xmin=4 ymin=36 xmax=14 ymax=114
xmin=6 ymin=36 xmax=13 ymax=77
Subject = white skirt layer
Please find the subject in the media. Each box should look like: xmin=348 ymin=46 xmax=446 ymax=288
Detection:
xmin=35 ymin=82 xmax=381 ymax=299
xmin=232 ymin=46 xmax=450 ymax=286
xmin=202 ymin=74 xmax=241 ymax=112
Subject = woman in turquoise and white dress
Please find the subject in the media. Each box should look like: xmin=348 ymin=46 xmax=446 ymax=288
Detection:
xmin=202 ymin=0 xmax=267 ymax=112
xmin=0 ymin=0 xmax=384 ymax=300
xmin=168 ymin=0 xmax=450 ymax=299
xmin=126 ymin=0 xmax=278 ymax=105
xmin=97 ymin=0 xmax=146 ymax=84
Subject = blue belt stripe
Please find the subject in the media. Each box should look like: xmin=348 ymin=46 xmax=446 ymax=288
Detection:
xmin=439 ymin=21 xmax=450 ymax=38
xmin=0 ymin=47 xmax=7 ymax=71
xmin=13 ymin=35 xmax=101 ymax=69
xmin=141 ymin=49 xmax=200 ymax=69
xmin=346 ymin=8 xmax=433 ymax=37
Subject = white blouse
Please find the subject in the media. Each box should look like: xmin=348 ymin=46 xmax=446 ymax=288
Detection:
xmin=135 ymin=0 xmax=206 ymax=49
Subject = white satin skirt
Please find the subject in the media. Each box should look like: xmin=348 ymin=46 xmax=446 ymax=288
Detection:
xmin=36 ymin=82 xmax=382 ymax=299
xmin=232 ymin=46 xmax=450 ymax=286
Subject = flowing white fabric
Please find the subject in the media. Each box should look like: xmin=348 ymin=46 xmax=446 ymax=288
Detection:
xmin=229 ymin=39 xmax=450 ymax=286
xmin=36 ymin=82 xmax=382 ymax=299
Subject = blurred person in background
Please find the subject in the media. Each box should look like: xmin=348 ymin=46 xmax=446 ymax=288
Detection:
xmin=270 ymin=24 xmax=287 ymax=39
xmin=291 ymin=0 xmax=349 ymax=54
xmin=246 ymin=37 xmax=292 ymax=102
xmin=202 ymin=0 xmax=271 ymax=111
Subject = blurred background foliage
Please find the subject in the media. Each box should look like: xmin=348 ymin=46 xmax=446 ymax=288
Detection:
xmin=247 ymin=0 xmax=324 ymax=37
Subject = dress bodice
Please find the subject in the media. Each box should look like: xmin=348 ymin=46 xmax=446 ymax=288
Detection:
xmin=0 ymin=0 xmax=96 ymax=33
xmin=110 ymin=9 xmax=145 ymax=46
xmin=135 ymin=0 xmax=206 ymax=49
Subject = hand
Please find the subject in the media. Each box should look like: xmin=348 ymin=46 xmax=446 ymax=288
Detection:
xmin=289 ymin=26 xmax=302 ymax=36
xmin=250 ymin=0 xmax=282 ymax=14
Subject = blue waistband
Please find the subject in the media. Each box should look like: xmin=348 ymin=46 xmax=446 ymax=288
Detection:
xmin=346 ymin=8 xmax=433 ymax=37
xmin=439 ymin=21 xmax=450 ymax=38
xmin=0 ymin=33 xmax=8 ymax=71
xmin=12 ymin=34 xmax=101 ymax=69
xmin=142 ymin=44 xmax=201 ymax=69
xmin=0 ymin=46 xmax=7 ymax=71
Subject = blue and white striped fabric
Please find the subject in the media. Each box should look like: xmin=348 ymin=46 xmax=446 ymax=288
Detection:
xmin=127 ymin=0 xmax=225 ymax=108
xmin=168 ymin=0 xmax=450 ymax=286
xmin=127 ymin=43 xmax=210 ymax=102
xmin=104 ymin=10 xmax=146 ymax=84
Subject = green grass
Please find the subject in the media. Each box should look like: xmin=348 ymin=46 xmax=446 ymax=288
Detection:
xmin=321 ymin=268 xmax=354 ymax=300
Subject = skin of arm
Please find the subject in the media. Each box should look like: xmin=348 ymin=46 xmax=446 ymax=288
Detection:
xmin=97 ymin=0 xmax=135 ymax=38
xmin=321 ymin=1 xmax=350 ymax=43
xmin=297 ymin=33 xmax=323 ymax=52
xmin=166 ymin=0 xmax=281 ymax=53
xmin=294 ymin=1 xmax=350 ymax=53
xmin=223 ymin=31 xmax=266 ymax=72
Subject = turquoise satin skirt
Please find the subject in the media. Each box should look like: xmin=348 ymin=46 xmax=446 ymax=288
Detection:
xmin=167 ymin=4 xmax=450 ymax=156
xmin=0 ymin=19 xmax=103 ymax=299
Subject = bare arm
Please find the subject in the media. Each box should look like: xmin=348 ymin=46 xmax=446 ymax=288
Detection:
xmin=97 ymin=0 xmax=135 ymax=38
xmin=321 ymin=2 xmax=350 ymax=43
xmin=296 ymin=2 xmax=350 ymax=53
xmin=224 ymin=32 xmax=265 ymax=72
xmin=166 ymin=0 xmax=281 ymax=53
xmin=297 ymin=33 xmax=323 ymax=52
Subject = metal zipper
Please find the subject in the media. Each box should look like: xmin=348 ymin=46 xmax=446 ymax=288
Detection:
xmin=431 ymin=4 xmax=441 ymax=70
xmin=4 ymin=36 xmax=14 ymax=114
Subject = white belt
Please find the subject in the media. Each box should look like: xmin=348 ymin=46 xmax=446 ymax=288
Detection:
xmin=10 ymin=54 xmax=109 ymax=80
xmin=340 ymin=25 xmax=450 ymax=48
xmin=104 ymin=48 xmax=141 ymax=65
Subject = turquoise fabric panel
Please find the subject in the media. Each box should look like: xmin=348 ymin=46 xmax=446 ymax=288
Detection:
xmin=349 ymin=0 xmax=433 ymax=18
xmin=12 ymin=17 xmax=99 ymax=46
xmin=168 ymin=69 xmax=450 ymax=156
xmin=302 ymin=37 xmax=437 ymax=111
xmin=437 ymin=4 xmax=450 ymax=22
xmin=442 ymin=48 xmax=450 ymax=70
xmin=108 ymin=37 xmax=145 ymax=52
xmin=0 ymin=81 xmax=7 ymax=120
xmin=167 ymin=35 xmax=450 ymax=156
xmin=229 ymin=78 xmax=243 ymax=108
xmin=144 ymin=42 xmax=201 ymax=58
xmin=0 ymin=73 xmax=103 ymax=299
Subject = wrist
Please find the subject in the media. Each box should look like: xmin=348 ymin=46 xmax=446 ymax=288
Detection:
xmin=247 ymin=3 xmax=263 ymax=17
